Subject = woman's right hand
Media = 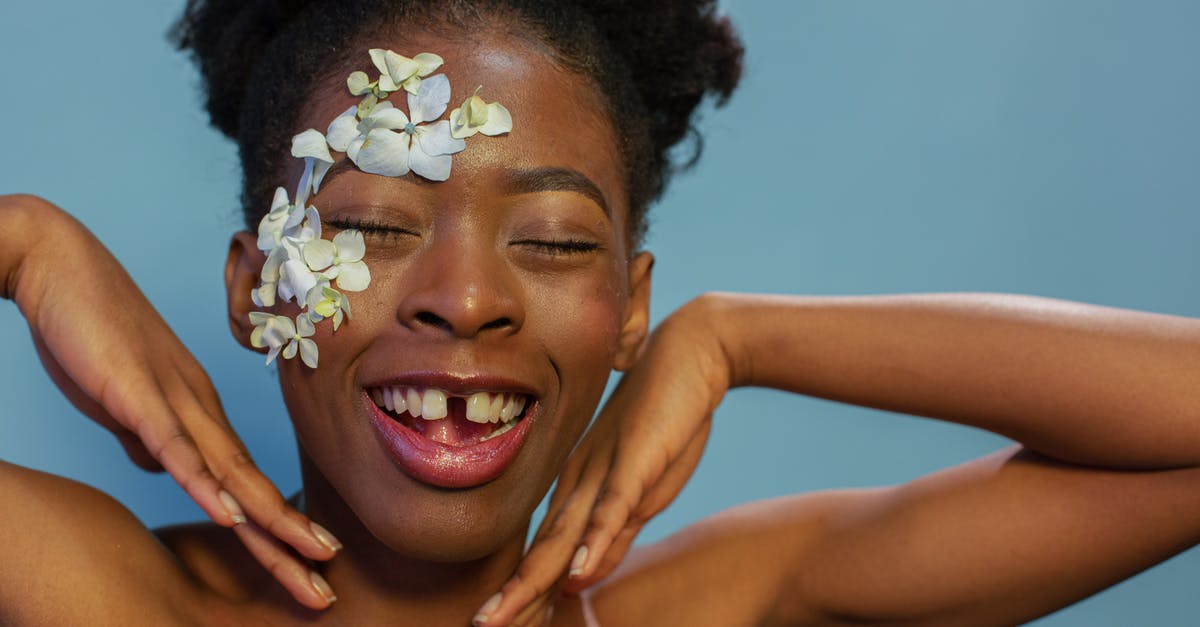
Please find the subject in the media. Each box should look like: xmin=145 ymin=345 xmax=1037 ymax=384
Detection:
xmin=0 ymin=194 xmax=341 ymax=609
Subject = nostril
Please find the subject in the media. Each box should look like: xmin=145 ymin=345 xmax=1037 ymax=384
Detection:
xmin=414 ymin=311 xmax=453 ymax=332
xmin=481 ymin=317 xmax=512 ymax=331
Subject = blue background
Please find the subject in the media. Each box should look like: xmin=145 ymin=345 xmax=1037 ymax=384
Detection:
xmin=2 ymin=1 xmax=1198 ymax=624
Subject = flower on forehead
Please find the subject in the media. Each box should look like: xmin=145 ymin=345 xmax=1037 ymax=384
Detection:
xmin=307 ymin=282 xmax=352 ymax=331
xmin=360 ymin=49 xmax=443 ymax=96
xmin=249 ymin=313 xmax=319 ymax=368
xmin=302 ymin=229 xmax=371 ymax=292
xmin=326 ymin=74 xmax=466 ymax=181
xmin=291 ymin=129 xmax=335 ymax=203
xmin=449 ymin=86 xmax=513 ymax=139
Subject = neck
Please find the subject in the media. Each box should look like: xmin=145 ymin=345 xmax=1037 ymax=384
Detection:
xmin=296 ymin=453 xmax=528 ymax=625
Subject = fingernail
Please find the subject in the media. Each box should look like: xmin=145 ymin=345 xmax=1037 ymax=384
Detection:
xmin=310 ymin=571 xmax=338 ymax=604
xmin=310 ymin=521 xmax=343 ymax=552
xmin=218 ymin=490 xmax=247 ymax=525
xmin=472 ymin=592 xmax=502 ymax=625
xmin=569 ymin=545 xmax=589 ymax=578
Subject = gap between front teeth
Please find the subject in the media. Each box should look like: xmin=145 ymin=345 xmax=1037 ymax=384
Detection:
xmin=372 ymin=386 xmax=526 ymax=424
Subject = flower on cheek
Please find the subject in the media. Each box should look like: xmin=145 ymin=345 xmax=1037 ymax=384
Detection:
xmin=307 ymin=282 xmax=352 ymax=331
xmin=449 ymin=86 xmax=513 ymax=139
xmin=326 ymin=74 xmax=466 ymax=181
xmin=301 ymin=230 xmax=371 ymax=292
xmin=249 ymin=313 xmax=319 ymax=368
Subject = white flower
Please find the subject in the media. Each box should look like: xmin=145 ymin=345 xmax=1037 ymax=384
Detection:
xmin=301 ymin=229 xmax=371 ymax=292
xmin=449 ymin=87 xmax=513 ymax=139
xmin=278 ymin=258 xmax=322 ymax=305
xmin=306 ymin=282 xmax=352 ymax=331
xmin=291 ymin=129 xmax=335 ymax=203
xmin=249 ymin=313 xmax=318 ymax=368
xmin=370 ymin=49 xmax=443 ymax=95
xmin=326 ymin=74 xmax=466 ymax=181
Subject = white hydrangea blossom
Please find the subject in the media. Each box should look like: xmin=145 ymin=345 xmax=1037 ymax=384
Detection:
xmin=247 ymin=48 xmax=512 ymax=369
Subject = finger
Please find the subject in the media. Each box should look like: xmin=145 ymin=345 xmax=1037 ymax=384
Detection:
xmin=155 ymin=373 xmax=342 ymax=561
xmin=510 ymin=593 xmax=556 ymax=627
xmin=185 ymin=413 xmax=341 ymax=561
xmin=569 ymin=521 xmax=643 ymax=592
xmin=114 ymin=429 xmax=164 ymax=472
xmin=232 ymin=520 xmax=338 ymax=610
xmin=478 ymin=496 xmax=587 ymax=625
xmin=480 ymin=466 xmax=607 ymax=626
xmin=572 ymin=420 xmax=710 ymax=581
xmin=129 ymin=391 xmax=246 ymax=528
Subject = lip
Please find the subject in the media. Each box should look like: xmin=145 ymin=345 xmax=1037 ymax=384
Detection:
xmin=362 ymin=372 xmax=540 ymax=489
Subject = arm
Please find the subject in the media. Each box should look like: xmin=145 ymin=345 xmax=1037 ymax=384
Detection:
xmin=489 ymin=291 xmax=1200 ymax=626
xmin=711 ymin=291 xmax=1200 ymax=469
xmin=0 ymin=194 xmax=339 ymax=609
xmin=581 ymin=292 xmax=1200 ymax=625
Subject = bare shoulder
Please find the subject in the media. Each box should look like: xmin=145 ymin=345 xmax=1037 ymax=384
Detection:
xmin=581 ymin=489 xmax=881 ymax=627
xmin=0 ymin=460 xmax=211 ymax=626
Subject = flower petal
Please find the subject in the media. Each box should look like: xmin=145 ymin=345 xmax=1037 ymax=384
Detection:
xmin=291 ymin=129 xmax=333 ymax=162
xmin=347 ymin=70 xmax=372 ymax=95
xmin=363 ymin=106 xmax=410 ymax=131
xmin=335 ymin=261 xmax=371 ymax=292
xmin=332 ymin=230 xmax=366 ymax=262
xmin=252 ymin=282 xmax=276 ymax=307
xmin=305 ymin=206 xmax=322 ymax=240
xmin=261 ymin=246 xmax=286 ymax=282
xmin=280 ymin=259 xmax=319 ymax=305
xmin=296 ymin=314 xmax=315 ymax=338
xmin=326 ymin=107 xmax=360 ymax=152
xmin=283 ymin=340 xmax=298 ymax=361
xmin=384 ymin=50 xmax=420 ymax=84
xmin=413 ymin=52 xmax=444 ymax=76
xmin=408 ymin=143 xmax=454 ymax=182
xmin=415 ymin=120 xmax=467 ymax=156
xmin=265 ymin=345 xmax=281 ymax=365
xmin=250 ymin=324 xmax=265 ymax=348
xmin=303 ymin=239 xmax=336 ymax=271
xmin=448 ymin=107 xmax=478 ymax=139
xmin=270 ymin=187 xmax=290 ymax=213
xmin=352 ymin=128 xmax=411 ymax=177
xmin=299 ymin=338 xmax=319 ymax=369
xmin=480 ymin=102 xmax=513 ymax=136
xmin=332 ymin=309 xmax=344 ymax=332
xmin=408 ymin=74 xmax=451 ymax=124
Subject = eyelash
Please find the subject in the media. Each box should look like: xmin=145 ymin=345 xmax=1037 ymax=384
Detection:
xmin=326 ymin=218 xmax=413 ymax=239
xmin=328 ymin=218 xmax=599 ymax=255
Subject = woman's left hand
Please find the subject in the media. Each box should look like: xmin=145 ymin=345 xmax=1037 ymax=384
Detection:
xmin=476 ymin=297 xmax=732 ymax=626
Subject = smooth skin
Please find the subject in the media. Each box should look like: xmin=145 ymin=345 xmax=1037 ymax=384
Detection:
xmin=3 ymin=193 xmax=1200 ymax=626
xmin=3 ymin=30 xmax=1200 ymax=627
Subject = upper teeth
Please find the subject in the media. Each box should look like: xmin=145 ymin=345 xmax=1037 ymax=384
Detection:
xmin=369 ymin=386 xmax=527 ymax=424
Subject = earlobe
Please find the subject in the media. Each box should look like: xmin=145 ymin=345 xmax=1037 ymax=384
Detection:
xmin=613 ymin=252 xmax=654 ymax=372
xmin=225 ymin=231 xmax=267 ymax=351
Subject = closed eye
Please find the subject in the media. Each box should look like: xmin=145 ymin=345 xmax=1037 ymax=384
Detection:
xmin=326 ymin=218 xmax=417 ymax=240
xmin=511 ymin=239 xmax=601 ymax=255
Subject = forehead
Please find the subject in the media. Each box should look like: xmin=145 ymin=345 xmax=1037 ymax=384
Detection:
xmin=294 ymin=28 xmax=628 ymax=228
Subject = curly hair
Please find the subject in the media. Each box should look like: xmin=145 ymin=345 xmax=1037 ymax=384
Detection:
xmin=172 ymin=0 xmax=743 ymax=246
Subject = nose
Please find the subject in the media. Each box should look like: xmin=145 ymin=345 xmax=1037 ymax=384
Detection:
xmin=396 ymin=235 xmax=524 ymax=340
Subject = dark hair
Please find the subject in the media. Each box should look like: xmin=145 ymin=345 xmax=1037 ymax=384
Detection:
xmin=172 ymin=0 xmax=743 ymax=245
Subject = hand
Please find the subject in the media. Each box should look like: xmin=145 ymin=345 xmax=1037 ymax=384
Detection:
xmin=477 ymin=297 xmax=732 ymax=625
xmin=2 ymin=195 xmax=342 ymax=609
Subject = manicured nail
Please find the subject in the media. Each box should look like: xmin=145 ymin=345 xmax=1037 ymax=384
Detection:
xmin=569 ymin=545 xmax=589 ymax=578
xmin=310 ymin=571 xmax=338 ymax=604
xmin=218 ymin=490 xmax=247 ymax=525
xmin=310 ymin=521 xmax=343 ymax=552
xmin=473 ymin=592 xmax=502 ymax=625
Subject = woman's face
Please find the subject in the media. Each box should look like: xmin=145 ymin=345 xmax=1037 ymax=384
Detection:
xmin=227 ymin=28 xmax=651 ymax=561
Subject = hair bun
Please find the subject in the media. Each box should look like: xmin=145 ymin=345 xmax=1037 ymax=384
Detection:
xmin=172 ymin=0 xmax=312 ymax=139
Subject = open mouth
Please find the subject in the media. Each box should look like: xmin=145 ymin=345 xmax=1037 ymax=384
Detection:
xmin=367 ymin=386 xmax=533 ymax=447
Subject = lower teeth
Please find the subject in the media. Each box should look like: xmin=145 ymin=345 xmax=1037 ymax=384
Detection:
xmin=480 ymin=419 xmax=519 ymax=442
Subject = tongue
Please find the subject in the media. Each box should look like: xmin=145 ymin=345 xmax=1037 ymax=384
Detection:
xmin=397 ymin=398 xmax=497 ymax=446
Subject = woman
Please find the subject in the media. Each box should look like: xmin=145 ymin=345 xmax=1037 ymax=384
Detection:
xmin=2 ymin=1 xmax=1199 ymax=625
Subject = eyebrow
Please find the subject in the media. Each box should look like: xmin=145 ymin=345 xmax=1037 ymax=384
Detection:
xmin=316 ymin=160 xmax=610 ymax=219
xmin=502 ymin=167 xmax=611 ymax=220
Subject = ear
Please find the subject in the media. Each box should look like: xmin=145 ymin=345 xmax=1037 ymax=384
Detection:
xmin=613 ymin=252 xmax=654 ymax=372
xmin=225 ymin=231 xmax=267 ymax=351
